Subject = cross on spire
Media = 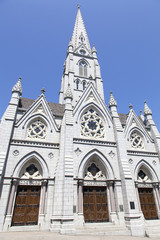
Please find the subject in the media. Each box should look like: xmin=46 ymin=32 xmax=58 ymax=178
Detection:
xmin=41 ymin=88 xmax=46 ymax=94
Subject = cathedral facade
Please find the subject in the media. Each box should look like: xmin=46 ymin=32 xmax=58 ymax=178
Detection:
xmin=0 ymin=6 xmax=160 ymax=237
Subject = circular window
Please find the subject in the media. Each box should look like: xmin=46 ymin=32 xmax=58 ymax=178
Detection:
xmin=81 ymin=109 xmax=105 ymax=138
xmin=27 ymin=119 xmax=46 ymax=139
xmin=130 ymin=131 xmax=144 ymax=149
xmin=80 ymin=49 xmax=86 ymax=55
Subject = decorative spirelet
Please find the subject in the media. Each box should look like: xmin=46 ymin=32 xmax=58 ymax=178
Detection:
xmin=109 ymin=91 xmax=117 ymax=108
xmin=144 ymin=101 xmax=152 ymax=116
xmin=12 ymin=77 xmax=22 ymax=95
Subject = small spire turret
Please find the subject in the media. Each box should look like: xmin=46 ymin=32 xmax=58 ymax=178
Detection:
xmin=109 ymin=91 xmax=117 ymax=108
xmin=144 ymin=101 xmax=152 ymax=116
xmin=12 ymin=76 xmax=22 ymax=95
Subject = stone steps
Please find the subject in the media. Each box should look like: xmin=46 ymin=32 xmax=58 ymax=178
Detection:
xmin=145 ymin=220 xmax=160 ymax=238
xmin=76 ymin=223 xmax=131 ymax=236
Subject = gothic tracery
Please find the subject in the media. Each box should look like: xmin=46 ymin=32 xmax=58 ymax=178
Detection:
xmin=80 ymin=109 xmax=105 ymax=138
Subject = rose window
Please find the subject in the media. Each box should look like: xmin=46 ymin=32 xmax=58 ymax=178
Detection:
xmin=27 ymin=119 xmax=46 ymax=139
xmin=130 ymin=131 xmax=144 ymax=149
xmin=81 ymin=109 xmax=105 ymax=138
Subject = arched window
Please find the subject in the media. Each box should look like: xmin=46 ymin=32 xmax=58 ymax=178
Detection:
xmin=76 ymin=79 xmax=80 ymax=90
xmin=82 ymin=81 xmax=86 ymax=90
xmin=130 ymin=130 xmax=144 ymax=149
xmin=80 ymin=109 xmax=105 ymax=138
xmin=79 ymin=60 xmax=87 ymax=77
xmin=27 ymin=119 xmax=46 ymax=139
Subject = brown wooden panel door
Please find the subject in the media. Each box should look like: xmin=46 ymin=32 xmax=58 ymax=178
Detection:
xmin=83 ymin=187 xmax=109 ymax=222
xmin=12 ymin=186 xmax=41 ymax=226
xmin=138 ymin=188 xmax=158 ymax=220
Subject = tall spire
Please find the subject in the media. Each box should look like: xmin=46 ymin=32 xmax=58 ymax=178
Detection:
xmin=71 ymin=5 xmax=91 ymax=52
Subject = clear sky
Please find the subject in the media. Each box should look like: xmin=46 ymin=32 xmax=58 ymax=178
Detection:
xmin=0 ymin=0 xmax=160 ymax=129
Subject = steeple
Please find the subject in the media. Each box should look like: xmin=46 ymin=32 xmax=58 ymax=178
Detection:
xmin=71 ymin=5 xmax=91 ymax=52
xmin=59 ymin=6 xmax=104 ymax=106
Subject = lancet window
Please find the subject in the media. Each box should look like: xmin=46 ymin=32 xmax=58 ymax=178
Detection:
xmin=79 ymin=60 xmax=87 ymax=77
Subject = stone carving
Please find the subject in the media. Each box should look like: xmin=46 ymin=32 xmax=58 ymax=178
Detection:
xmin=152 ymin=160 xmax=157 ymax=166
xmin=84 ymin=163 xmax=106 ymax=180
xmin=21 ymin=164 xmax=42 ymax=179
xmin=64 ymin=84 xmax=73 ymax=99
xmin=130 ymin=131 xmax=144 ymax=149
xmin=75 ymin=147 xmax=82 ymax=156
xmin=33 ymin=104 xmax=45 ymax=114
xmin=13 ymin=149 xmax=19 ymax=156
xmin=27 ymin=119 xmax=46 ymax=139
xmin=128 ymin=158 xmax=133 ymax=164
xmin=109 ymin=150 xmax=115 ymax=158
xmin=48 ymin=152 xmax=54 ymax=159
xmin=137 ymin=170 xmax=151 ymax=182
xmin=81 ymin=109 xmax=105 ymax=138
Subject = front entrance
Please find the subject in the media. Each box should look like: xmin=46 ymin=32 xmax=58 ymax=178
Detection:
xmin=138 ymin=188 xmax=158 ymax=220
xmin=83 ymin=186 xmax=109 ymax=222
xmin=12 ymin=186 xmax=41 ymax=226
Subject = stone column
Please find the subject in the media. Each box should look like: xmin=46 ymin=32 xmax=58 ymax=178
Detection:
xmin=40 ymin=180 xmax=47 ymax=214
xmin=78 ymin=180 xmax=83 ymax=214
xmin=135 ymin=183 xmax=141 ymax=211
xmin=109 ymin=182 xmax=116 ymax=212
xmin=7 ymin=179 xmax=17 ymax=215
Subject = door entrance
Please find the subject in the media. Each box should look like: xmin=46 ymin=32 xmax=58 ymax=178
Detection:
xmin=12 ymin=186 xmax=41 ymax=226
xmin=138 ymin=188 xmax=158 ymax=220
xmin=83 ymin=186 xmax=109 ymax=222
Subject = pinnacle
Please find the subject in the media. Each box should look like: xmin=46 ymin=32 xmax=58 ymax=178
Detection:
xmin=109 ymin=91 xmax=117 ymax=108
xmin=12 ymin=76 xmax=22 ymax=95
xmin=92 ymin=45 xmax=97 ymax=53
xmin=144 ymin=101 xmax=152 ymax=116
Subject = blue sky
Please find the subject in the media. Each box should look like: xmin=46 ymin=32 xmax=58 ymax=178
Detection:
xmin=0 ymin=0 xmax=160 ymax=129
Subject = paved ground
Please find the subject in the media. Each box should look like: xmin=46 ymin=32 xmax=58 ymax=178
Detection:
xmin=0 ymin=232 xmax=160 ymax=240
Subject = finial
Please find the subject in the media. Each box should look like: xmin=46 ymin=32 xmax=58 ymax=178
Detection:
xmin=77 ymin=4 xmax=80 ymax=9
xmin=109 ymin=91 xmax=117 ymax=108
xmin=41 ymin=88 xmax=46 ymax=94
xmin=144 ymin=101 xmax=152 ymax=116
xmin=92 ymin=45 xmax=97 ymax=53
xmin=12 ymin=76 xmax=22 ymax=95
xmin=129 ymin=104 xmax=133 ymax=110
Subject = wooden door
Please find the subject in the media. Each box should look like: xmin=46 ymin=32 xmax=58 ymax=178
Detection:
xmin=83 ymin=186 xmax=109 ymax=222
xmin=138 ymin=188 xmax=158 ymax=220
xmin=12 ymin=186 xmax=41 ymax=226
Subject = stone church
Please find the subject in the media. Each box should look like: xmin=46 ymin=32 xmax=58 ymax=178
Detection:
xmin=0 ymin=6 xmax=160 ymax=237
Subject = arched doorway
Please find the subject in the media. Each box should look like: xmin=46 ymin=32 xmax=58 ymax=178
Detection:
xmin=83 ymin=162 xmax=109 ymax=222
xmin=136 ymin=167 xmax=158 ymax=220
xmin=11 ymin=159 xmax=46 ymax=226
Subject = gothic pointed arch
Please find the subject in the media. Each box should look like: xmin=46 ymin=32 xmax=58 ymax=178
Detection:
xmin=12 ymin=151 xmax=49 ymax=178
xmin=78 ymin=149 xmax=114 ymax=179
xmin=134 ymin=160 xmax=158 ymax=182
